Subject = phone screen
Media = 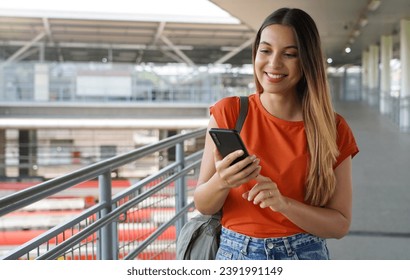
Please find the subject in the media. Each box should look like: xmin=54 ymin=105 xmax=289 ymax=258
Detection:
xmin=208 ymin=128 xmax=249 ymax=165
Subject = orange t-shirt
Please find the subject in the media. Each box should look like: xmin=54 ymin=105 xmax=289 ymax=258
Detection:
xmin=210 ymin=93 xmax=359 ymax=238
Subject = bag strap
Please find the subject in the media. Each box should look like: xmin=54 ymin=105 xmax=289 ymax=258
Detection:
xmin=235 ymin=96 xmax=249 ymax=133
xmin=213 ymin=96 xmax=249 ymax=219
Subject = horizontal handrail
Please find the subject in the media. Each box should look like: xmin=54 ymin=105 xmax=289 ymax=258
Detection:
xmin=112 ymin=150 xmax=203 ymax=203
xmin=0 ymin=128 xmax=206 ymax=217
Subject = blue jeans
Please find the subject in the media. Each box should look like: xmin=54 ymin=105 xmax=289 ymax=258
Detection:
xmin=216 ymin=227 xmax=330 ymax=260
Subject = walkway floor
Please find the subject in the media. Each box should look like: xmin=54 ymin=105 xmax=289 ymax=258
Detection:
xmin=327 ymin=100 xmax=410 ymax=260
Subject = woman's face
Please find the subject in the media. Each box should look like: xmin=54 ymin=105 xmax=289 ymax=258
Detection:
xmin=254 ymin=24 xmax=302 ymax=96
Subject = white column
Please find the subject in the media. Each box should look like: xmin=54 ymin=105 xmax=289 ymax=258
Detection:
xmin=0 ymin=66 xmax=4 ymax=100
xmin=362 ymin=50 xmax=369 ymax=101
xmin=39 ymin=43 xmax=45 ymax=62
xmin=400 ymin=19 xmax=410 ymax=130
xmin=34 ymin=63 xmax=49 ymax=101
xmin=368 ymin=45 xmax=380 ymax=106
xmin=0 ymin=129 xmax=5 ymax=176
xmin=380 ymin=35 xmax=393 ymax=114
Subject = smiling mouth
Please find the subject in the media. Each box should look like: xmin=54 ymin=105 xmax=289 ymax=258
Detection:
xmin=266 ymin=73 xmax=286 ymax=79
xmin=265 ymin=72 xmax=287 ymax=82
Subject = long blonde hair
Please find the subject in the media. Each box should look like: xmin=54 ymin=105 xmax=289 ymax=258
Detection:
xmin=252 ymin=8 xmax=339 ymax=206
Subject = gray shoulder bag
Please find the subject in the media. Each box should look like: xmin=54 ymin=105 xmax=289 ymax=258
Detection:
xmin=176 ymin=96 xmax=248 ymax=260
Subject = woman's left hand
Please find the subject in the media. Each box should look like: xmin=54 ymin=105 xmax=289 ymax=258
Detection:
xmin=242 ymin=175 xmax=289 ymax=212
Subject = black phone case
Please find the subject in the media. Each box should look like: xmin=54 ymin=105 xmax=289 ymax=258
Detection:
xmin=209 ymin=128 xmax=249 ymax=165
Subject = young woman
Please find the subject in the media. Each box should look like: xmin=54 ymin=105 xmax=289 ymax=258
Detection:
xmin=194 ymin=7 xmax=359 ymax=260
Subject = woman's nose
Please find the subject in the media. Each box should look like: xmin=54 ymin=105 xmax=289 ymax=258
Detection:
xmin=269 ymin=54 xmax=282 ymax=68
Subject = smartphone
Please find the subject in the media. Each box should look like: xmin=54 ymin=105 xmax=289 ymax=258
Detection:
xmin=208 ymin=128 xmax=249 ymax=165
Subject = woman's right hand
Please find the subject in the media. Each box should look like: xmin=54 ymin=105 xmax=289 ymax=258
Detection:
xmin=214 ymin=148 xmax=261 ymax=189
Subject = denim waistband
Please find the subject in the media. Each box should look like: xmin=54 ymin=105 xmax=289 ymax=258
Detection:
xmin=221 ymin=226 xmax=314 ymax=243
xmin=218 ymin=227 xmax=329 ymax=260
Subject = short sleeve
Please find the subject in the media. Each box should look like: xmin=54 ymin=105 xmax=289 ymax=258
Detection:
xmin=209 ymin=96 xmax=240 ymax=129
xmin=334 ymin=114 xmax=359 ymax=168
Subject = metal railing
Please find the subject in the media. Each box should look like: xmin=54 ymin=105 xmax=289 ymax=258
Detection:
xmin=0 ymin=128 xmax=206 ymax=260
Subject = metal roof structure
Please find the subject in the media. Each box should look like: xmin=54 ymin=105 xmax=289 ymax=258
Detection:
xmin=0 ymin=0 xmax=409 ymax=66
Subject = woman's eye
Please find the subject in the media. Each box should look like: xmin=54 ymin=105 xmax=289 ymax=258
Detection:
xmin=284 ymin=53 xmax=297 ymax=58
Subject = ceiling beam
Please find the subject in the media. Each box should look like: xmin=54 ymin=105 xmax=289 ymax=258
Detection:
xmin=135 ymin=50 xmax=144 ymax=64
xmin=42 ymin=17 xmax=64 ymax=61
xmin=136 ymin=21 xmax=169 ymax=64
xmin=160 ymin=50 xmax=185 ymax=63
xmin=152 ymin=22 xmax=186 ymax=63
xmin=214 ymin=37 xmax=253 ymax=64
xmin=152 ymin=22 xmax=166 ymax=45
xmin=12 ymin=47 xmax=40 ymax=63
xmin=160 ymin=35 xmax=195 ymax=66
xmin=42 ymin=18 xmax=53 ymax=40
xmin=4 ymin=32 xmax=46 ymax=64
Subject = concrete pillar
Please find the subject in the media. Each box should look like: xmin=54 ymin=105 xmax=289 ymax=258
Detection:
xmin=380 ymin=35 xmax=393 ymax=114
xmin=0 ymin=65 xmax=4 ymax=101
xmin=18 ymin=130 xmax=38 ymax=177
xmin=362 ymin=50 xmax=370 ymax=101
xmin=400 ymin=19 xmax=410 ymax=131
xmin=0 ymin=129 xmax=5 ymax=177
xmin=368 ymin=45 xmax=380 ymax=107
xmin=342 ymin=67 xmax=348 ymax=100
xmin=34 ymin=63 xmax=49 ymax=101
xmin=39 ymin=43 xmax=45 ymax=62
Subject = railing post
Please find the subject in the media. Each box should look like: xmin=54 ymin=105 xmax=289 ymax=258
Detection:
xmin=98 ymin=171 xmax=116 ymax=260
xmin=175 ymin=142 xmax=186 ymax=237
